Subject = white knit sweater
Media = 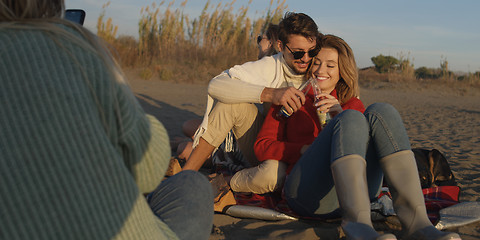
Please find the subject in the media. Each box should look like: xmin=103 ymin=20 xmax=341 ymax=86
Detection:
xmin=208 ymin=52 xmax=305 ymax=103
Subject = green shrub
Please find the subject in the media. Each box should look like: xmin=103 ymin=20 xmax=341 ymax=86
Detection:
xmin=371 ymin=54 xmax=399 ymax=73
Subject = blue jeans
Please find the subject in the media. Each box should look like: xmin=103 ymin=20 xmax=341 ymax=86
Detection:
xmin=284 ymin=103 xmax=411 ymax=218
xmin=147 ymin=170 xmax=213 ymax=240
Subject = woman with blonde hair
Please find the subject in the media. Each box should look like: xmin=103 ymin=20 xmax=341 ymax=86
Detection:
xmin=0 ymin=0 xmax=212 ymax=239
xmin=253 ymin=35 xmax=461 ymax=239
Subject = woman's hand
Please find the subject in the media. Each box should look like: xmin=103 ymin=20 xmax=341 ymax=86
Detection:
xmin=314 ymin=93 xmax=343 ymax=117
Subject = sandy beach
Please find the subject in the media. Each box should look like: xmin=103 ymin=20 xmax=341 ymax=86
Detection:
xmin=126 ymin=70 xmax=480 ymax=239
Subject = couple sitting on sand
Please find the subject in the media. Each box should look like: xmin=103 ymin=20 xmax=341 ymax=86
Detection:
xmin=183 ymin=12 xmax=462 ymax=240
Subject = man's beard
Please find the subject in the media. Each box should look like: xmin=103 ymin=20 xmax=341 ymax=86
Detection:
xmin=292 ymin=60 xmax=310 ymax=75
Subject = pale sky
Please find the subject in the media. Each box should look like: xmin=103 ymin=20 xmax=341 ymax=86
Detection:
xmin=66 ymin=0 xmax=480 ymax=73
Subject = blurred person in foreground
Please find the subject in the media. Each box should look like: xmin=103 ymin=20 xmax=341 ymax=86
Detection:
xmin=0 ymin=0 xmax=212 ymax=239
xmin=251 ymin=34 xmax=461 ymax=240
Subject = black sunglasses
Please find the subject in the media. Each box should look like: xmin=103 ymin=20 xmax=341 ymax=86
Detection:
xmin=257 ymin=35 xmax=264 ymax=44
xmin=285 ymin=45 xmax=319 ymax=59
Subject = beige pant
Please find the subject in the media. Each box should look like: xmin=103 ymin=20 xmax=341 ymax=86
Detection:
xmin=230 ymin=160 xmax=287 ymax=194
xmin=202 ymin=102 xmax=264 ymax=167
xmin=201 ymin=102 xmax=285 ymax=194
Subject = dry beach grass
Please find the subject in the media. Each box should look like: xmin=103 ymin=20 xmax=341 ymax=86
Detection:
xmin=126 ymin=68 xmax=480 ymax=239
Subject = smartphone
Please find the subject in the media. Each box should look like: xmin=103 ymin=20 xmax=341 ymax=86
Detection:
xmin=65 ymin=9 xmax=86 ymax=25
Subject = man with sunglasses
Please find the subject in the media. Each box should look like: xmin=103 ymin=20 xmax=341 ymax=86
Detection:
xmin=183 ymin=12 xmax=320 ymax=190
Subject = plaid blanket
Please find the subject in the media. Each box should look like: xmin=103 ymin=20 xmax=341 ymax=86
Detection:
xmin=232 ymin=185 xmax=460 ymax=223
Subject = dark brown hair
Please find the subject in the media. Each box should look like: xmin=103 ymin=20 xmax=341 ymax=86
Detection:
xmin=278 ymin=12 xmax=319 ymax=45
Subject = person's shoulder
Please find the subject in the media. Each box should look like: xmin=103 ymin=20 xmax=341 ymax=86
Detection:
xmin=228 ymin=53 xmax=281 ymax=74
xmin=57 ymin=23 xmax=99 ymax=44
xmin=58 ymin=23 xmax=84 ymax=36
xmin=235 ymin=53 xmax=280 ymax=67
xmin=344 ymin=96 xmax=363 ymax=104
xmin=0 ymin=25 xmax=39 ymax=39
xmin=260 ymin=53 xmax=283 ymax=64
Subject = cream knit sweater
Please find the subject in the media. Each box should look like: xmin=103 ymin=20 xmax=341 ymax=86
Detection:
xmin=208 ymin=53 xmax=305 ymax=103
xmin=0 ymin=27 xmax=177 ymax=239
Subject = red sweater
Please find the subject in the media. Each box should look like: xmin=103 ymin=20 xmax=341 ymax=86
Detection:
xmin=254 ymin=88 xmax=366 ymax=173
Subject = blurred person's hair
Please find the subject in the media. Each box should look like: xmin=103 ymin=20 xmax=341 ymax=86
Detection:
xmin=0 ymin=0 xmax=63 ymax=20
xmin=0 ymin=0 xmax=130 ymax=130
xmin=0 ymin=0 xmax=122 ymax=81
xmin=277 ymin=12 xmax=319 ymax=46
xmin=263 ymin=23 xmax=279 ymax=56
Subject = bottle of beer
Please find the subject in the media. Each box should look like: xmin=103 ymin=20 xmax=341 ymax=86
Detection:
xmin=311 ymin=78 xmax=331 ymax=127
xmin=276 ymin=79 xmax=312 ymax=119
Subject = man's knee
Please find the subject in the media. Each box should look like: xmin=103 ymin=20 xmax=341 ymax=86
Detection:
xmin=230 ymin=160 xmax=287 ymax=194
xmin=212 ymin=102 xmax=258 ymax=122
xmin=205 ymin=102 xmax=260 ymax=148
xmin=365 ymin=102 xmax=399 ymax=118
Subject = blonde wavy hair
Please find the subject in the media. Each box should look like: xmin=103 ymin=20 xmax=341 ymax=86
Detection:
xmin=307 ymin=34 xmax=359 ymax=104
xmin=1 ymin=0 xmax=129 ymax=131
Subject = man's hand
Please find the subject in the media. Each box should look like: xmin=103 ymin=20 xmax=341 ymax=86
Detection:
xmin=261 ymin=87 xmax=306 ymax=114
